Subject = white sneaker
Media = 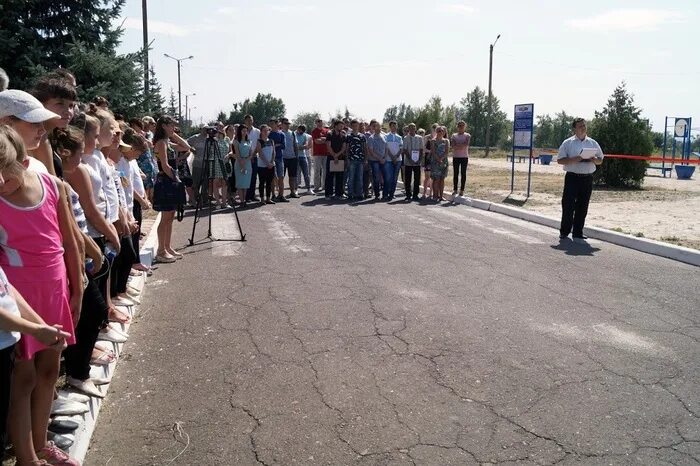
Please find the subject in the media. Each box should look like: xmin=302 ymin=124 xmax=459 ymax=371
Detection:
xmin=51 ymin=398 xmax=90 ymax=416
xmin=97 ymin=327 xmax=127 ymax=343
xmin=57 ymin=390 xmax=90 ymax=404
xmin=90 ymin=376 xmax=112 ymax=386
xmin=66 ymin=377 xmax=105 ymax=398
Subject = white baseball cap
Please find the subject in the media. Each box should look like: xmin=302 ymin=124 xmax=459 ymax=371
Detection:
xmin=0 ymin=89 xmax=60 ymax=123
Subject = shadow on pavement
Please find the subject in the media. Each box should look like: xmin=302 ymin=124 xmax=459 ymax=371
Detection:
xmin=550 ymin=239 xmax=601 ymax=256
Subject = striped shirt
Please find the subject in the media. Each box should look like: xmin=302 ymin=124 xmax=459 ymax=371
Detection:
xmin=68 ymin=186 xmax=88 ymax=235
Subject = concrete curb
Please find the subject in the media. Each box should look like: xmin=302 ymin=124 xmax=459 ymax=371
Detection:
xmin=397 ymin=181 xmax=700 ymax=267
xmin=67 ymin=213 xmax=161 ymax=463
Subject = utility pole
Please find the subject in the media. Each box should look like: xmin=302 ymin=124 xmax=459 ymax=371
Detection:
xmin=142 ymin=0 xmax=149 ymax=112
xmin=164 ymin=54 xmax=194 ymax=125
xmin=484 ymin=34 xmax=501 ymax=158
xmin=185 ymin=93 xmax=196 ymax=129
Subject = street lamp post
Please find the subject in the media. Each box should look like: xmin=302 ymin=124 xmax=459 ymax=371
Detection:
xmin=484 ymin=34 xmax=501 ymax=158
xmin=185 ymin=93 xmax=196 ymax=127
xmin=163 ymin=53 xmax=194 ymax=125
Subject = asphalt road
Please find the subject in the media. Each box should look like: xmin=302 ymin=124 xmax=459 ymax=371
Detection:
xmin=87 ymin=195 xmax=700 ymax=465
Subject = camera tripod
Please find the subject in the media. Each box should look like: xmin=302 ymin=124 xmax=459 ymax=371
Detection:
xmin=187 ymin=133 xmax=246 ymax=246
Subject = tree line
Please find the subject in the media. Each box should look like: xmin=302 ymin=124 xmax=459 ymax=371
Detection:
xmin=0 ymin=0 xmax=165 ymax=117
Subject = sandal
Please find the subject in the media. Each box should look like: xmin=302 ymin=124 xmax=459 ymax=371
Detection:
xmin=108 ymin=306 xmax=131 ymax=324
xmin=90 ymin=350 xmax=116 ymax=366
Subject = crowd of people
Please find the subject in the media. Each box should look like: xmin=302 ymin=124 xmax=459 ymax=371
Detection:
xmin=181 ymin=116 xmax=473 ymax=208
xmin=0 ymin=66 xmax=168 ymax=465
xmin=0 ymin=61 xmax=475 ymax=464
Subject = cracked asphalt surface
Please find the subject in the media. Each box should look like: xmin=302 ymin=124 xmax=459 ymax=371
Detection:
xmin=86 ymin=196 xmax=700 ymax=465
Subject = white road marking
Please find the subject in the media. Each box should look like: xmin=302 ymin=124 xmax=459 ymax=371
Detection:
xmin=427 ymin=207 xmax=545 ymax=244
xmin=533 ymin=322 xmax=666 ymax=355
xmin=259 ymin=210 xmax=311 ymax=253
xmin=209 ymin=213 xmax=246 ymax=256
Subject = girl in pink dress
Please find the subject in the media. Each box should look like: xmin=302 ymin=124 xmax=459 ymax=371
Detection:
xmin=0 ymin=125 xmax=82 ymax=465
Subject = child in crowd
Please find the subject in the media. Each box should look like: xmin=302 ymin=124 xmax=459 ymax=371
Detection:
xmin=0 ymin=124 xmax=82 ymax=465
xmin=1 ymin=265 xmax=71 ymax=457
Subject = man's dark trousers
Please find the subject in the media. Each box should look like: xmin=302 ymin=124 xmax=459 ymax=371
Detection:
xmin=404 ymin=165 xmax=421 ymax=198
xmin=560 ymin=172 xmax=593 ymax=237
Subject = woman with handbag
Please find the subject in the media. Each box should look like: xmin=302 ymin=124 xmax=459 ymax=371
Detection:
xmin=152 ymin=116 xmax=191 ymax=263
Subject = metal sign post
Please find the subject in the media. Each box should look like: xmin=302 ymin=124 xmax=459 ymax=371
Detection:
xmin=511 ymin=103 xmax=534 ymax=196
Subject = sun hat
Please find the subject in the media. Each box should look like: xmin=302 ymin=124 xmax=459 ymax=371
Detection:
xmin=0 ymin=89 xmax=60 ymax=123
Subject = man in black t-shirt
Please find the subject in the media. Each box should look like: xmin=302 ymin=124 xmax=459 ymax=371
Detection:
xmin=325 ymin=120 xmax=347 ymax=199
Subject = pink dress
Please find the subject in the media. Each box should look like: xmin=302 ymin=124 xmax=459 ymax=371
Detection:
xmin=0 ymin=172 xmax=76 ymax=359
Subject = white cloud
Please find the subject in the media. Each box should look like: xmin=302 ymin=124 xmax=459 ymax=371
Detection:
xmin=269 ymin=4 xmax=316 ymax=13
xmin=122 ymin=17 xmax=190 ymax=37
xmin=567 ymin=9 xmax=684 ymax=32
xmin=216 ymin=7 xmax=238 ymax=17
xmin=438 ymin=3 xmax=477 ymax=15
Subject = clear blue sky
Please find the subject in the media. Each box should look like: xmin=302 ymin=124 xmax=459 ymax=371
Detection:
xmin=117 ymin=0 xmax=698 ymax=132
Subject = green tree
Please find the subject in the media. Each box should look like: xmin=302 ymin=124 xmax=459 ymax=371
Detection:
xmin=590 ymin=83 xmax=654 ymax=188
xmin=535 ymin=114 xmax=554 ymax=148
xmin=551 ymin=111 xmax=573 ymax=147
xmin=144 ymin=66 xmax=165 ymax=115
xmin=456 ymin=86 xmax=508 ymax=149
xmin=166 ymin=89 xmax=178 ymax=117
xmin=0 ymin=0 xmax=124 ymax=90
xmin=293 ymin=111 xmax=321 ymax=129
xmin=383 ymin=103 xmax=419 ymax=131
xmin=224 ymin=93 xmax=286 ymax=125
xmin=0 ymin=1 xmax=164 ymax=117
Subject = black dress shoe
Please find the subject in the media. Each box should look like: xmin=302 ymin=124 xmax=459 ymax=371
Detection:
xmin=49 ymin=418 xmax=80 ymax=434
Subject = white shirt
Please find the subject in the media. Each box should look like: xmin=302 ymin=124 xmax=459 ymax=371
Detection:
xmin=557 ymin=135 xmax=604 ymax=175
xmin=130 ymin=160 xmax=146 ymax=198
xmin=82 ymin=162 xmax=107 ymax=237
xmin=0 ymin=267 xmax=21 ymax=350
xmin=117 ymin=157 xmax=134 ymax=211
xmin=26 ymin=156 xmax=49 ymax=174
xmin=83 ymin=150 xmax=119 ymax=223
xmin=247 ymin=127 xmax=261 ymax=157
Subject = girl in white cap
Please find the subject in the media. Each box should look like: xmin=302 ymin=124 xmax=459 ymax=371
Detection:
xmin=0 ymin=121 xmax=82 ymax=465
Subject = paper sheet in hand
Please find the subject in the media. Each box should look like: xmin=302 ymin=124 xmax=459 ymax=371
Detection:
xmin=579 ymin=148 xmax=598 ymax=160
xmin=387 ymin=142 xmax=400 ymax=156
xmin=329 ymin=160 xmax=345 ymax=172
xmin=411 ymin=150 xmax=420 ymax=163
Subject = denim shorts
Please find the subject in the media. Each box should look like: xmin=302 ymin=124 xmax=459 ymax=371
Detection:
xmin=275 ymin=156 xmax=285 ymax=178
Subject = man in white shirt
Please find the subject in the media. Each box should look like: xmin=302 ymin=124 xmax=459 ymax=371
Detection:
xmin=557 ymin=118 xmax=604 ymax=242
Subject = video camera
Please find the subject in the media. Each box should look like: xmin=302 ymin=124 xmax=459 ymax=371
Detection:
xmin=203 ymin=126 xmax=219 ymax=138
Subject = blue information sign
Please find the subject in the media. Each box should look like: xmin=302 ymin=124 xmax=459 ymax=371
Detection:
xmin=513 ymin=103 xmax=534 ymax=149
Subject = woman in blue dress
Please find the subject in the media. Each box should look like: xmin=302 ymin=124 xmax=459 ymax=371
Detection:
xmin=232 ymin=125 xmax=253 ymax=206
xmin=429 ymin=127 xmax=450 ymax=202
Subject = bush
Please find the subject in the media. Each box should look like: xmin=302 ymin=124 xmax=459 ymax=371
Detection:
xmin=589 ymin=83 xmax=653 ymax=189
xmin=593 ymin=157 xmax=648 ymax=189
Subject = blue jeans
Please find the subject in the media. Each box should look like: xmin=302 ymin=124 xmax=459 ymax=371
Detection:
xmin=347 ymin=160 xmax=364 ymax=198
xmin=275 ymin=156 xmax=285 ymax=178
xmin=369 ymin=161 xmax=383 ymax=197
xmin=383 ymin=160 xmax=402 ymax=198
xmin=296 ymin=156 xmax=310 ymax=187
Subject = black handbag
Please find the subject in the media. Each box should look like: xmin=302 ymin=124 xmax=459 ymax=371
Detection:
xmin=153 ymin=173 xmax=186 ymax=211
